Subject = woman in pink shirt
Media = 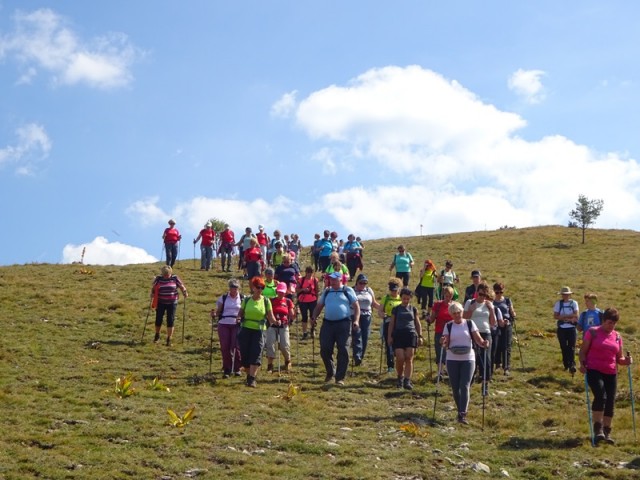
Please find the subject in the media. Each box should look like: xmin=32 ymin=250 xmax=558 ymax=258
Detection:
xmin=579 ymin=307 xmax=633 ymax=444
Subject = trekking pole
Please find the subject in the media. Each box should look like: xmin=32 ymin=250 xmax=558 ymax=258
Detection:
xmin=426 ymin=319 xmax=433 ymax=379
xmin=276 ymin=327 xmax=281 ymax=383
xmin=182 ymin=296 xmax=187 ymax=344
xmin=628 ymin=351 xmax=637 ymax=442
xmin=512 ymin=317 xmax=525 ymax=370
xmin=209 ymin=316 xmax=216 ymax=375
xmin=585 ymin=373 xmax=595 ymax=447
xmin=482 ymin=345 xmax=488 ymax=431
xmin=141 ymin=297 xmax=153 ymax=342
xmin=312 ymin=324 xmax=316 ymax=379
xmin=295 ymin=307 xmax=300 ymax=368
xmin=432 ymin=343 xmax=445 ymax=423
xmin=193 ymin=242 xmax=196 ymax=269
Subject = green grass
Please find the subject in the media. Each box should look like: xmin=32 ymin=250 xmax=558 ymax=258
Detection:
xmin=1 ymin=226 xmax=640 ymax=479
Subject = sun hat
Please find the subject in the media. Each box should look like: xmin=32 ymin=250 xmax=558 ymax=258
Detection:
xmin=205 ymin=222 xmax=212 ymax=228
xmin=328 ymin=271 xmax=342 ymax=280
xmin=557 ymin=286 xmax=573 ymax=295
xmin=276 ymin=282 xmax=287 ymax=294
xmin=258 ymin=224 xmax=264 ymax=229
xmin=289 ymin=251 xmax=296 ymax=260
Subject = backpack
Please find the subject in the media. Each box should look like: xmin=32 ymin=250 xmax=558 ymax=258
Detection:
xmin=446 ymin=319 xmax=474 ymax=337
xmin=321 ymin=286 xmax=351 ymax=304
xmin=219 ymin=293 xmax=245 ymax=319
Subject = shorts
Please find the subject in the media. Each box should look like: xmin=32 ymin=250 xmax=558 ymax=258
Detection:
xmin=392 ymin=329 xmax=418 ymax=350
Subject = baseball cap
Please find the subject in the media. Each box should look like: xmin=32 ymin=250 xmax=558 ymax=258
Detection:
xmin=276 ymin=282 xmax=287 ymax=293
xmin=329 ymin=271 xmax=342 ymax=279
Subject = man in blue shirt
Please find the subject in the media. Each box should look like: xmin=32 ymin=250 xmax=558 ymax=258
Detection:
xmin=312 ymin=272 xmax=360 ymax=385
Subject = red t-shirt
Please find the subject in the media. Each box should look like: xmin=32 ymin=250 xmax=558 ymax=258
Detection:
xmin=256 ymin=232 xmax=269 ymax=246
xmin=244 ymin=247 xmax=262 ymax=263
xmin=270 ymin=296 xmax=293 ymax=325
xmin=432 ymin=300 xmax=453 ymax=334
xmin=220 ymin=229 xmax=235 ymax=244
xmin=199 ymin=228 xmax=215 ymax=247
xmin=164 ymin=227 xmax=181 ymax=243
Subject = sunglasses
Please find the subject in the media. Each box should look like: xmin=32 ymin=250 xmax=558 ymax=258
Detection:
xmin=477 ymin=293 xmax=486 ymax=297
xmin=255 ymin=286 xmax=265 ymax=290
xmin=358 ymin=281 xmax=368 ymax=285
xmin=494 ymin=290 xmax=503 ymax=294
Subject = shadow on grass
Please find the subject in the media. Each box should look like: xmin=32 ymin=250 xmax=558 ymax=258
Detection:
xmin=499 ymin=436 xmax=584 ymax=450
xmin=541 ymin=242 xmax=572 ymax=249
xmin=527 ymin=374 xmax=574 ymax=389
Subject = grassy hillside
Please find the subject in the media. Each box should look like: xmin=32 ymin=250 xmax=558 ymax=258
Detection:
xmin=1 ymin=226 xmax=640 ymax=479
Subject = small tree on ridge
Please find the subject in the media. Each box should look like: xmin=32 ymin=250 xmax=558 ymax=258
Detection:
xmin=569 ymin=194 xmax=604 ymax=244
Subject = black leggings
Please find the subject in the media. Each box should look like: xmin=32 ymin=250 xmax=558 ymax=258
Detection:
xmin=587 ymin=369 xmax=617 ymax=417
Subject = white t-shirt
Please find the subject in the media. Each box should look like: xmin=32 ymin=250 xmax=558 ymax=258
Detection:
xmin=445 ymin=320 xmax=478 ymax=362
xmin=216 ymin=293 xmax=242 ymax=325
xmin=464 ymin=299 xmax=492 ymax=334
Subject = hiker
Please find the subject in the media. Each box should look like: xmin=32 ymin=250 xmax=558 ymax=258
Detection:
xmin=441 ymin=301 xmax=490 ymax=424
xmin=268 ymin=230 xmax=283 ymax=265
xmin=323 ymin=254 xmax=350 ymax=287
xmin=577 ymin=293 xmax=603 ymax=338
xmin=151 ymin=265 xmax=188 ymax=346
xmin=387 ymin=288 xmax=423 ymax=390
xmin=288 ymin=233 xmax=302 ymax=257
xmin=463 ymin=270 xmax=483 ymax=303
xmin=389 ymin=244 xmax=414 ymax=287
xmin=463 ymin=283 xmax=497 ymax=389
xmin=271 ymin=241 xmax=286 ymax=268
xmin=274 ymin=252 xmax=300 ymax=297
xmin=317 ymin=230 xmax=335 ymax=272
xmin=236 ymin=276 xmax=275 ymax=388
xmin=554 ymin=286 xmax=580 ymax=374
xmin=265 ymin=282 xmax=294 ymax=373
xmin=263 ymin=268 xmax=278 ymax=299
xmin=312 ymin=271 xmax=360 ymax=385
xmin=344 ymin=234 xmax=364 ymax=280
xmin=243 ymin=238 xmax=263 ymax=280
xmin=218 ymin=224 xmax=235 ymax=272
xmin=212 ymin=278 xmax=243 ymax=378
xmin=415 ymin=259 xmax=437 ymax=313
xmin=162 ymin=219 xmax=182 ymax=267
xmin=296 ymin=266 xmax=319 ymax=340
xmin=194 ymin=222 xmax=215 ymax=270
xmin=236 ymin=227 xmax=256 ymax=274
xmin=352 ymin=273 xmax=381 ymax=366
xmin=579 ymin=307 xmax=632 ymax=444
xmin=493 ymin=282 xmax=517 ymax=376
xmin=379 ymin=277 xmax=404 ymax=373
xmin=311 ymin=233 xmax=322 ymax=271
xmin=429 ymin=286 xmax=454 ymax=380
xmin=256 ymin=225 xmax=270 ymax=263
xmin=438 ymin=260 xmax=459 ymax=299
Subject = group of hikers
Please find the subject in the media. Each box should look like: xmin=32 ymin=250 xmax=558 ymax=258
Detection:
xmin=153 ymin=220 xmax=634 ymax=442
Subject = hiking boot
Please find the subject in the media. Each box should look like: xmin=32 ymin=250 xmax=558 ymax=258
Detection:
xmin=403 ymin=378 xmax=414 ymax=390
xmin=354 ymin=358 xmax=362 ymax=367
xmin=301 ymin=332 xmax=309 ymax=340
xmin=387 ymin=367 xmax=395 ymax=374
xmin=594 ymin=422 xmax=605 ymax=444
xmin=284 ymin=361 xmax=291 ymax=371
xmin=246 ymin=376 xmax=257 ymax=388
xmin=457 ymin=413 xmax=469 ymax=425
xmin=504 ymin=369 xmax=511 ymax=376
xmin=324 ymin=373 xmax=334 ymax=383
xmin=267 ymin=364 xmax=273 ymax=373
xmin=233 ymin=371 xmax=241 ymax=376
xmin=153 ymin=333 xmax=160 ymax=343
xmin=335 ymin=379 xmax=345 ymax=386
xmin=569 ymin=365 xmax=577 ymax=375
xmin=166 ymin=337 xmax=172 ymax=347
xmin=396 ymin=377 xmax=404 ymax=389
xmin=222 ymin=373 xmax=230 ymax=379
xmin=603 ymin=426 xmax=615 ymax=444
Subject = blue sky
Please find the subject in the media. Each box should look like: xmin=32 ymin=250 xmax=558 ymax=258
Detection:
xmin=1 ymin=1 xmax=640 ymax=265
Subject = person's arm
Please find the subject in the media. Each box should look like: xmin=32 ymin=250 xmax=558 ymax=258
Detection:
xmin=462 ymin=301 xmax=474 ymax=320
xmin=413 ymin=308 xmax=422 ymax=339
xmin=194 ymin=233 xmax=202 ymax=244
xmin=389 ymin=255 xmax=396 ymax=271
xmin=472 ymin=329 xmax=489 ymax=348
xmin=288 ymin=300 xmax=295 ymax=324
xmin=213 ymin=298 xmax=223 ymax=320
xmin=409 ymin=253 xmax=414 ymax=268
xmin=428 ymin=304 xmax=437 ymax=325
xmin=311 ymin=296 xmax=325 ymax=325
xmin=351 ymin=300 xmax=360 ymax=329
xmin=370 ymin=290 xmax=381 ymax=310
xmin=578 ymin=330 xmax=593 ymax=373
xmin=266 ymin=303 xmax=276 ymax=327
xmin=487 ymin=301 xmax=496 ymax=328
xmin=387 ymin=313 xmax=396 ymax=346
xmin=176 ymin=277 xmax=188 ymax=298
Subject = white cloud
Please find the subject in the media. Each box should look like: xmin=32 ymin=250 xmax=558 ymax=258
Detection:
xmin=508 ymin=68 xmax=547 ymax=104
xmin=127 ymin=196 xmax=296 ymax=235
xmin=0 ymin=8 xmax=141 ymax=89
xmin=62 ymin=236 xmax=157 ymax=265
xmin=270 ymin=90 xmax=298 ymax=118
xmin=0 ymin=123 xmax=52 ymax=175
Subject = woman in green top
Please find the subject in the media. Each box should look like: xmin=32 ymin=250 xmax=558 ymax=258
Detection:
xmin=378 ymin=277 xmax=404 ymax=373
xmin=237 ymin=276 xmax=276 ymax=388
xmin=389 ymin=244 xmax=414 ymax=287
xmin=415 ymin=259 xmax=438 ymax=314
